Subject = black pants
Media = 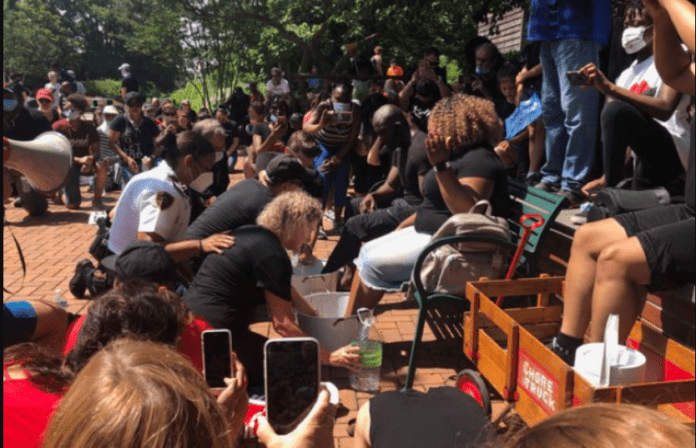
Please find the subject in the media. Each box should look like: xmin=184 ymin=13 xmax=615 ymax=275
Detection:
xmin=601 ymin=100 xmax=684 ymax=189
xmin=323 ymin=198 xmax=417 ymax=273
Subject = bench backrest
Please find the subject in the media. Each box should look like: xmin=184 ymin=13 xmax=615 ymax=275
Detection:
xmin=505 ymin=179 xmax=569 ymax=275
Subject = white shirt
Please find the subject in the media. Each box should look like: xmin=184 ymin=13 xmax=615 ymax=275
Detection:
xmin=266 ymin=78 xmax=290 ymax=97
xmin=108 ymin=162 xmax=191 ymax=254
xmin=615 ymin=56 xmax=691 ymax=169
xmin=45 ymin=82 xmax=60 ymax=108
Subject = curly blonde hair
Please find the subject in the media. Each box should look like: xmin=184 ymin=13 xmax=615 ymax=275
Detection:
xmin=427 ymin=93 xmax=503 ymax=150
xmin=257 ymin=191 xmax=322 ymax=245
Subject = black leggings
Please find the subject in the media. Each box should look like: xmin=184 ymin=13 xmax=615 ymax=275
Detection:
xmin=600 ymin=100 xmax=684 ymax=188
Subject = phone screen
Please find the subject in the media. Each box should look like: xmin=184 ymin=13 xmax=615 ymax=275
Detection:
xmin=265 ymin=338 xmax=320 ymax=434
xmin=202 ymin=330 xmax=232 ymax=388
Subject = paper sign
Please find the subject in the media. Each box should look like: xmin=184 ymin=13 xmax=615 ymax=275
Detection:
xmin=505 ymin=92 xmax=543 ymax=139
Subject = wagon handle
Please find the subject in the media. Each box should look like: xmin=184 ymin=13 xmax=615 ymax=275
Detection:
xmin=496 ymin=214 xmax=545 ymax=307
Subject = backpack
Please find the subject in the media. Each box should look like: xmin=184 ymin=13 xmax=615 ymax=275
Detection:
xmin=418 ymin=201 xmax=511 ymax=296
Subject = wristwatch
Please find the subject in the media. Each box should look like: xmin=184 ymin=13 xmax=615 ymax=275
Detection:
xmin=433 ymin=161 xmax=451 ymax=173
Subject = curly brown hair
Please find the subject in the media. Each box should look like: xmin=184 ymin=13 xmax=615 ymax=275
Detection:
xmin=427 ymin=93 xmax=503 ymax=150
xmin=257 ymin=190 xmax=322 ymax=246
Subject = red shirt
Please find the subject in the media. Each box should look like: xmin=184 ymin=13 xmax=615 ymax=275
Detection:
xmin=63 ymin=314 xmax=213 ymax=374
xmin=3 ymin=363 xmax=62 ymax=448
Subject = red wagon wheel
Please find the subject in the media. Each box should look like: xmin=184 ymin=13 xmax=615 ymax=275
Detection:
xmin=455 ymin=369 xmax=491 ymax=417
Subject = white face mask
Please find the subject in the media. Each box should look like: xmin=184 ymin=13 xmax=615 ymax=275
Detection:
xmin=188 ymin=170 xmax=214 ymax=193
xmin=622 ymin=25 xmax=651 ymax=54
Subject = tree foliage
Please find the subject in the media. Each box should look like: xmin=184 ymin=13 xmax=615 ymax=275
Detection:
xmin=4 ymin=0 xmax=528 ymax=99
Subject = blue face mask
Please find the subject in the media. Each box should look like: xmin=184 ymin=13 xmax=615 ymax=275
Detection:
xmin=475 ymin=66 xmax=491 ymax=78
xmin=3 ymin=98 xmax=19 ymax=112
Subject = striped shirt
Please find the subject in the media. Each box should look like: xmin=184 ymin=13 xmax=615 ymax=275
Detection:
xmin=314 ymin=103 xmax=355 ymax=148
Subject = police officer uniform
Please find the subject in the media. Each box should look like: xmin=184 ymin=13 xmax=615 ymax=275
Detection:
xmin=108 ymin=161 xmax=190 ymax=255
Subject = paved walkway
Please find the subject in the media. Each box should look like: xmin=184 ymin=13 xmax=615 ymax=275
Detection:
xmin=3 ymin=164 xmax=501 ymax=447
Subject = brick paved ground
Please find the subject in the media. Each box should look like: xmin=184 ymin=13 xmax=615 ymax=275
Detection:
xmin=3 ymin=161 xmax=504 ymax=446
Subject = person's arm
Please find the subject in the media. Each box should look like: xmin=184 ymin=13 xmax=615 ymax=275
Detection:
xmin=353 ymin=401 xmax=372 ymax=448
xmin=137 ymin=231 xmax=234 ymax=262
xmin=227 ymin=136 xmax=240 ymax=156
xmin=107 ymin=128 xmax=139 ymax=173
xmin=657 ymin=0 xmax=695 ymax=54
xmin=399 ymin=77 xmax=418 ymax=111
xmin=120 ymin=86 xmax=127 ymax=100
xmin=359 ymin=166 xmax=402 ymax=214
xmin=647 ymin=0 xmax=695 ymax=96
xmin=395 ymin=212 xmax=416 ymax=230
xmin=257 ymin=123 xmax=286 ymax=154
xmin=303 ymin=105 xmax=330 ymax=135
xmin=578 ymin=62 xmax=682 ymax=120
xmin=265 ymin=291 xmax=361 ymax=369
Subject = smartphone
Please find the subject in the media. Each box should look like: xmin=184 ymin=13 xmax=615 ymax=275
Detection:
xmin=202 ymin=329 xmax=233 ymax=389
xmin=566 ymin=71 xmax=590 ymax=86
xmin=264 ymin=337 xmax=320 ymax=435
xmin=269 ymin=114 xmax=279 ymax=125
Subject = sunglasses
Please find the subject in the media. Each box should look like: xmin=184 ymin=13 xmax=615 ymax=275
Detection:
xmin=163 ymin=111 xmax=176 ymax=116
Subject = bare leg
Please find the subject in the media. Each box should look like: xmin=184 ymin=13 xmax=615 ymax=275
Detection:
xmin=347 ymin=272 xmax=385 ymax=315
xmin=93 ymin=161 xmax=107 ymax=207
xmin=589 ymin=237 xmax=650 ymax=342
xmin=560 ymin=219 xmax=629 ymax=339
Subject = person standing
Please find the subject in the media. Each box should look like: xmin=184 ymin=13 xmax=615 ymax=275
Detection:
xmin=528 ymin=0 xmax=612 ymax=206
xmin=118 ymin=63 xmax=139 ymax=101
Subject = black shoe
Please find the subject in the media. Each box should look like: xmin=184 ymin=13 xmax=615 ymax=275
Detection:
xmin=13 ymin=197 xmax=22 ymax=208
xmin=533 ymin=181 xmax=560 ymax=193
xmin=554 ymin=189 xmax=584 ymax=208
xmin=69 ymin=258 xmax=94 ymax=299
xmin=525 ymin=172 xmax=542 ymax=185
xmin=548 ymin=336 xmax=576 ymax=365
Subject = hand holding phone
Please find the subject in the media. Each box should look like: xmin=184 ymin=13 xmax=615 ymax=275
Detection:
xmin=202 ymin=329 xmax=233 ymax=389
xmin=264 ymin=337 xmax=320 ymax=435
xmin=566 ymin=70 xmax=590 ymax=86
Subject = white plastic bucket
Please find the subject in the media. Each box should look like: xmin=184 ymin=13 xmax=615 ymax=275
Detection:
xmin=295 ymin=292 xmax=360 ymax=352
xmin=574 ymin=343 xmax=646 ymax=387
xmin=291 ymin=259 xmax=339 ymax=297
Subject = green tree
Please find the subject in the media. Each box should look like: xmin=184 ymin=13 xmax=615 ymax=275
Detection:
xmin=3 ymin=0 xmax=79 ymax=85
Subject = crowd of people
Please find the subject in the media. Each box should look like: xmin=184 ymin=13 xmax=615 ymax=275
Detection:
xmin=3 ymin=0 xmax=696 ymax=446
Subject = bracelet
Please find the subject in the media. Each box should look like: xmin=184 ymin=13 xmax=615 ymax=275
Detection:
xmin=433 ymin=161 xmax=451 ymax=173
xmin=199 ymin=240 xmax=203 ymax=254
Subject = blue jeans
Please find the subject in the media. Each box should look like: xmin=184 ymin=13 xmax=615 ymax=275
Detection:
xmin=539 ymin=38 xmax=601 ymax=192
xmin=313 ymin=143 xmax=351 ymax=209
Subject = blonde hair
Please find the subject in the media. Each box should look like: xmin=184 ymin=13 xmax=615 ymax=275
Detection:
xmin=47 ymin=71 xmax=58 ymax=83
xmin=427 ymin=93 xmax=503 ymax=150
xmin=43 ymin=339 xmax=235 ymax=448
xmin=503 ymin=403 xmax=694 ymax=448
xmin=193 ymin=118 xmax=226 ymax=143
xmin=257 ymin=190 xmax=322 ymax=246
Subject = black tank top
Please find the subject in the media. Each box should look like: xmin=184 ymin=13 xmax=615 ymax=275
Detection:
xmin=369 ymin=387 xmax=492 ymax=448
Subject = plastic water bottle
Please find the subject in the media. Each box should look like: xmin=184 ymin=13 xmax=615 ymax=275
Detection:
xmin=53 ymin=288 xmax=68 ymax=309
xmin=349 ymin=308 xmax=383 ymax=392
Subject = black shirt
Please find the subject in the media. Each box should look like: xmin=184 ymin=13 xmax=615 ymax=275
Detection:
xmin=3 ymin=106 xmax=52 ymax=141
xmin=183 ymin=225 xmax=292 ymax=330
xmin=121 ymin=75 xmax=139 ymax=93
xmin=109 ymin=114 xmax=160 ymax=159
xmin=408 ymin=97 xmax=437 ymax=134
xmin=185 ymin=178 xmax=274 ymax=240
xmin=400 ymin=130 xmax=430 ymax=206
xmin=415 ymin=146 xmax=509 ymax=234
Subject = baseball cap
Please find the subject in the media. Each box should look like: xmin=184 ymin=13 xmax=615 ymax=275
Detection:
xmin=102 ymin=241 xmax=176 ymax=284
xmin=36 ymin=88 xmax=54 ymax=102
xmin=125 ymin=91 xmax=144 ymax=105
xmin=118 ymin=63 xmax=131 ymax=71
xmin=103 ymin=105 xmax=119 ymax=115
xmin=265 ymin=154 xmax=312 ymax=185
